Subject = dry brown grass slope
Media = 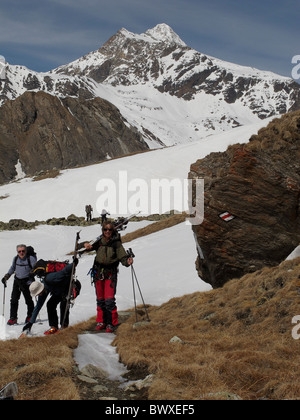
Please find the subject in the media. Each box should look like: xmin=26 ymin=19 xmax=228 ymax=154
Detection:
xmin=114 ymin=256 xmax=300 ymax=400
xmin=0 ymin=318 xmax=97 ymax=400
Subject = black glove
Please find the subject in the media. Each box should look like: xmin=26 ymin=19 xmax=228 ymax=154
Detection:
xmin=1 ymin=274 xmax=10 ymax=287
xmin=73 ymin=257 xmax=79 ymax=266
xmin=22 ymin=322 xmax=33 ymax=332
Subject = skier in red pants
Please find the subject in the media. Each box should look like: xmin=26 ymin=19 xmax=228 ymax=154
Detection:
xmin=83 ymin=221 xmax=133 ymax=333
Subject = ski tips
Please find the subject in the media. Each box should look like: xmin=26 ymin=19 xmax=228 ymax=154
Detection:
xmin=19 ymin=330 xmax=29 ymax=339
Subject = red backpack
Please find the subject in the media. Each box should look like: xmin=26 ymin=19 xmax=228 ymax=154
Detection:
xmin=31 ymin=259 xmax=69 ymax=277
xmin=46 ymin=261 xmax=68 ymax=273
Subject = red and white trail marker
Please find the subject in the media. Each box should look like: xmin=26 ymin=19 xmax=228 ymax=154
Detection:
xmin=219 ymin=211 xmax=236 ymax=222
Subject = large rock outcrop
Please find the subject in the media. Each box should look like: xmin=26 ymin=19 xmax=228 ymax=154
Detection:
xmin=0 ymin=91 xmax=149 ymax=184
xmin=189 ymin=111 xmax=300 ymax=288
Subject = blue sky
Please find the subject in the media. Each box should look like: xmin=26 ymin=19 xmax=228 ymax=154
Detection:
xmin=0 ymin=0 xmax=299 ymax=79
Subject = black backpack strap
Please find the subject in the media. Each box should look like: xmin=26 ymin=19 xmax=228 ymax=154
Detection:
xmin=12 ymin=255 xmax=18 ymax=272
xmin=27 ymin=256 xmax=33 ymax=269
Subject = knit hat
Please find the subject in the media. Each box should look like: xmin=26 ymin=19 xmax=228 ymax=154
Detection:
xmin=29 ymin=281 xmax=44 ymax=297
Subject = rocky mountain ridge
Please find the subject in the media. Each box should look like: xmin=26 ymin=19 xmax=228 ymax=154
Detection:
xmin=0 ymin=65 xmax=95 ymax=104
xmin=0 ymin=91 xmax=148 ymax=184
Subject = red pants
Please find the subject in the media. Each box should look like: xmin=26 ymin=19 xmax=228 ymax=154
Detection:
xmin=94 ymin=278 xmax=118 ymax=326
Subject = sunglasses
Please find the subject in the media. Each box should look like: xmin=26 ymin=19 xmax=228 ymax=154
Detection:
xmin=18 ymin=250 xmax=26 ymax=254
xmin=103 ymin=228 xmax=113 ymax=232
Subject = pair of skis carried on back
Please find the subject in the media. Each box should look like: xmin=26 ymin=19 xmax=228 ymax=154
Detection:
xmin=61 ymin=230 xmax=81 ymax=328
xmin=76 ymin=212 xmax=140 ymax=256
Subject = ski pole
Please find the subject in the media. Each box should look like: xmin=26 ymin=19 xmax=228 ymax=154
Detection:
xmin=127 ymin=248 xmax=150 ymax=322
xmin=131 ymin=264 xmax=150 ymax=322
xmin=131 ymin=266 xmax=138 ymax=322
xmin=2 ymin=283 xmax=6 ymax=318
xmin=35 ymin=297 xmax=42 ymax=324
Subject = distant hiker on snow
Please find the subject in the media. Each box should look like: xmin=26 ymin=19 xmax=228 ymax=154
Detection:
xmin=83 ymin=221 xmax=133 ymax=333
xmin=85 ymin=204 xmax=93 ymax=222
xmin=1 ymin=244 xmax=37 ymax=325
xmin=101 ymin=208 xmax=110 ymax=224
xmin=22 ymin=259 xmax=80 ymax=335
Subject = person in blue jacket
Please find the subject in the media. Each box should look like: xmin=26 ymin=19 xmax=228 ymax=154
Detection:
xmin=22 ymin=260 xmax=78 ymax=335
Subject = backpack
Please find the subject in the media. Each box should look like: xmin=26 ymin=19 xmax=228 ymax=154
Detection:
xmin=31 ymin=259 xmax=69 ymax=278
xmin=46 ymin=261 xmax=69 ymax=273
xmin=45 ymin=263 xmax=81 ymax=300
xmin=26 ymin=246 xmax=37 ymax=260
xmin=13 ymin=245 xmax=37 ymax=271
xmin=73 ymin=280 xmax=81 ymax=298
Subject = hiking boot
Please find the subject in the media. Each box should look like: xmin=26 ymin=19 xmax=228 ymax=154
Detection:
xmin=44 ymin=327 xmax=59 ymax=335
xmin=96 ymin=322 xmax=106 ymax=331
xmin=7 ymin=318 xmax=17 ymax=326
xmin=105 ymin=324 xmax=114 ymax=333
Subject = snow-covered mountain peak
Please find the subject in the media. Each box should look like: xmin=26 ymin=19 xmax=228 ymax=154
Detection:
xmin=103 ymin=24 xmax=187 ymax=51
xmin=144 ymin=23 xmax=187 ymax=47
xmin=1 ymin=23 xmax=300 ymax=155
